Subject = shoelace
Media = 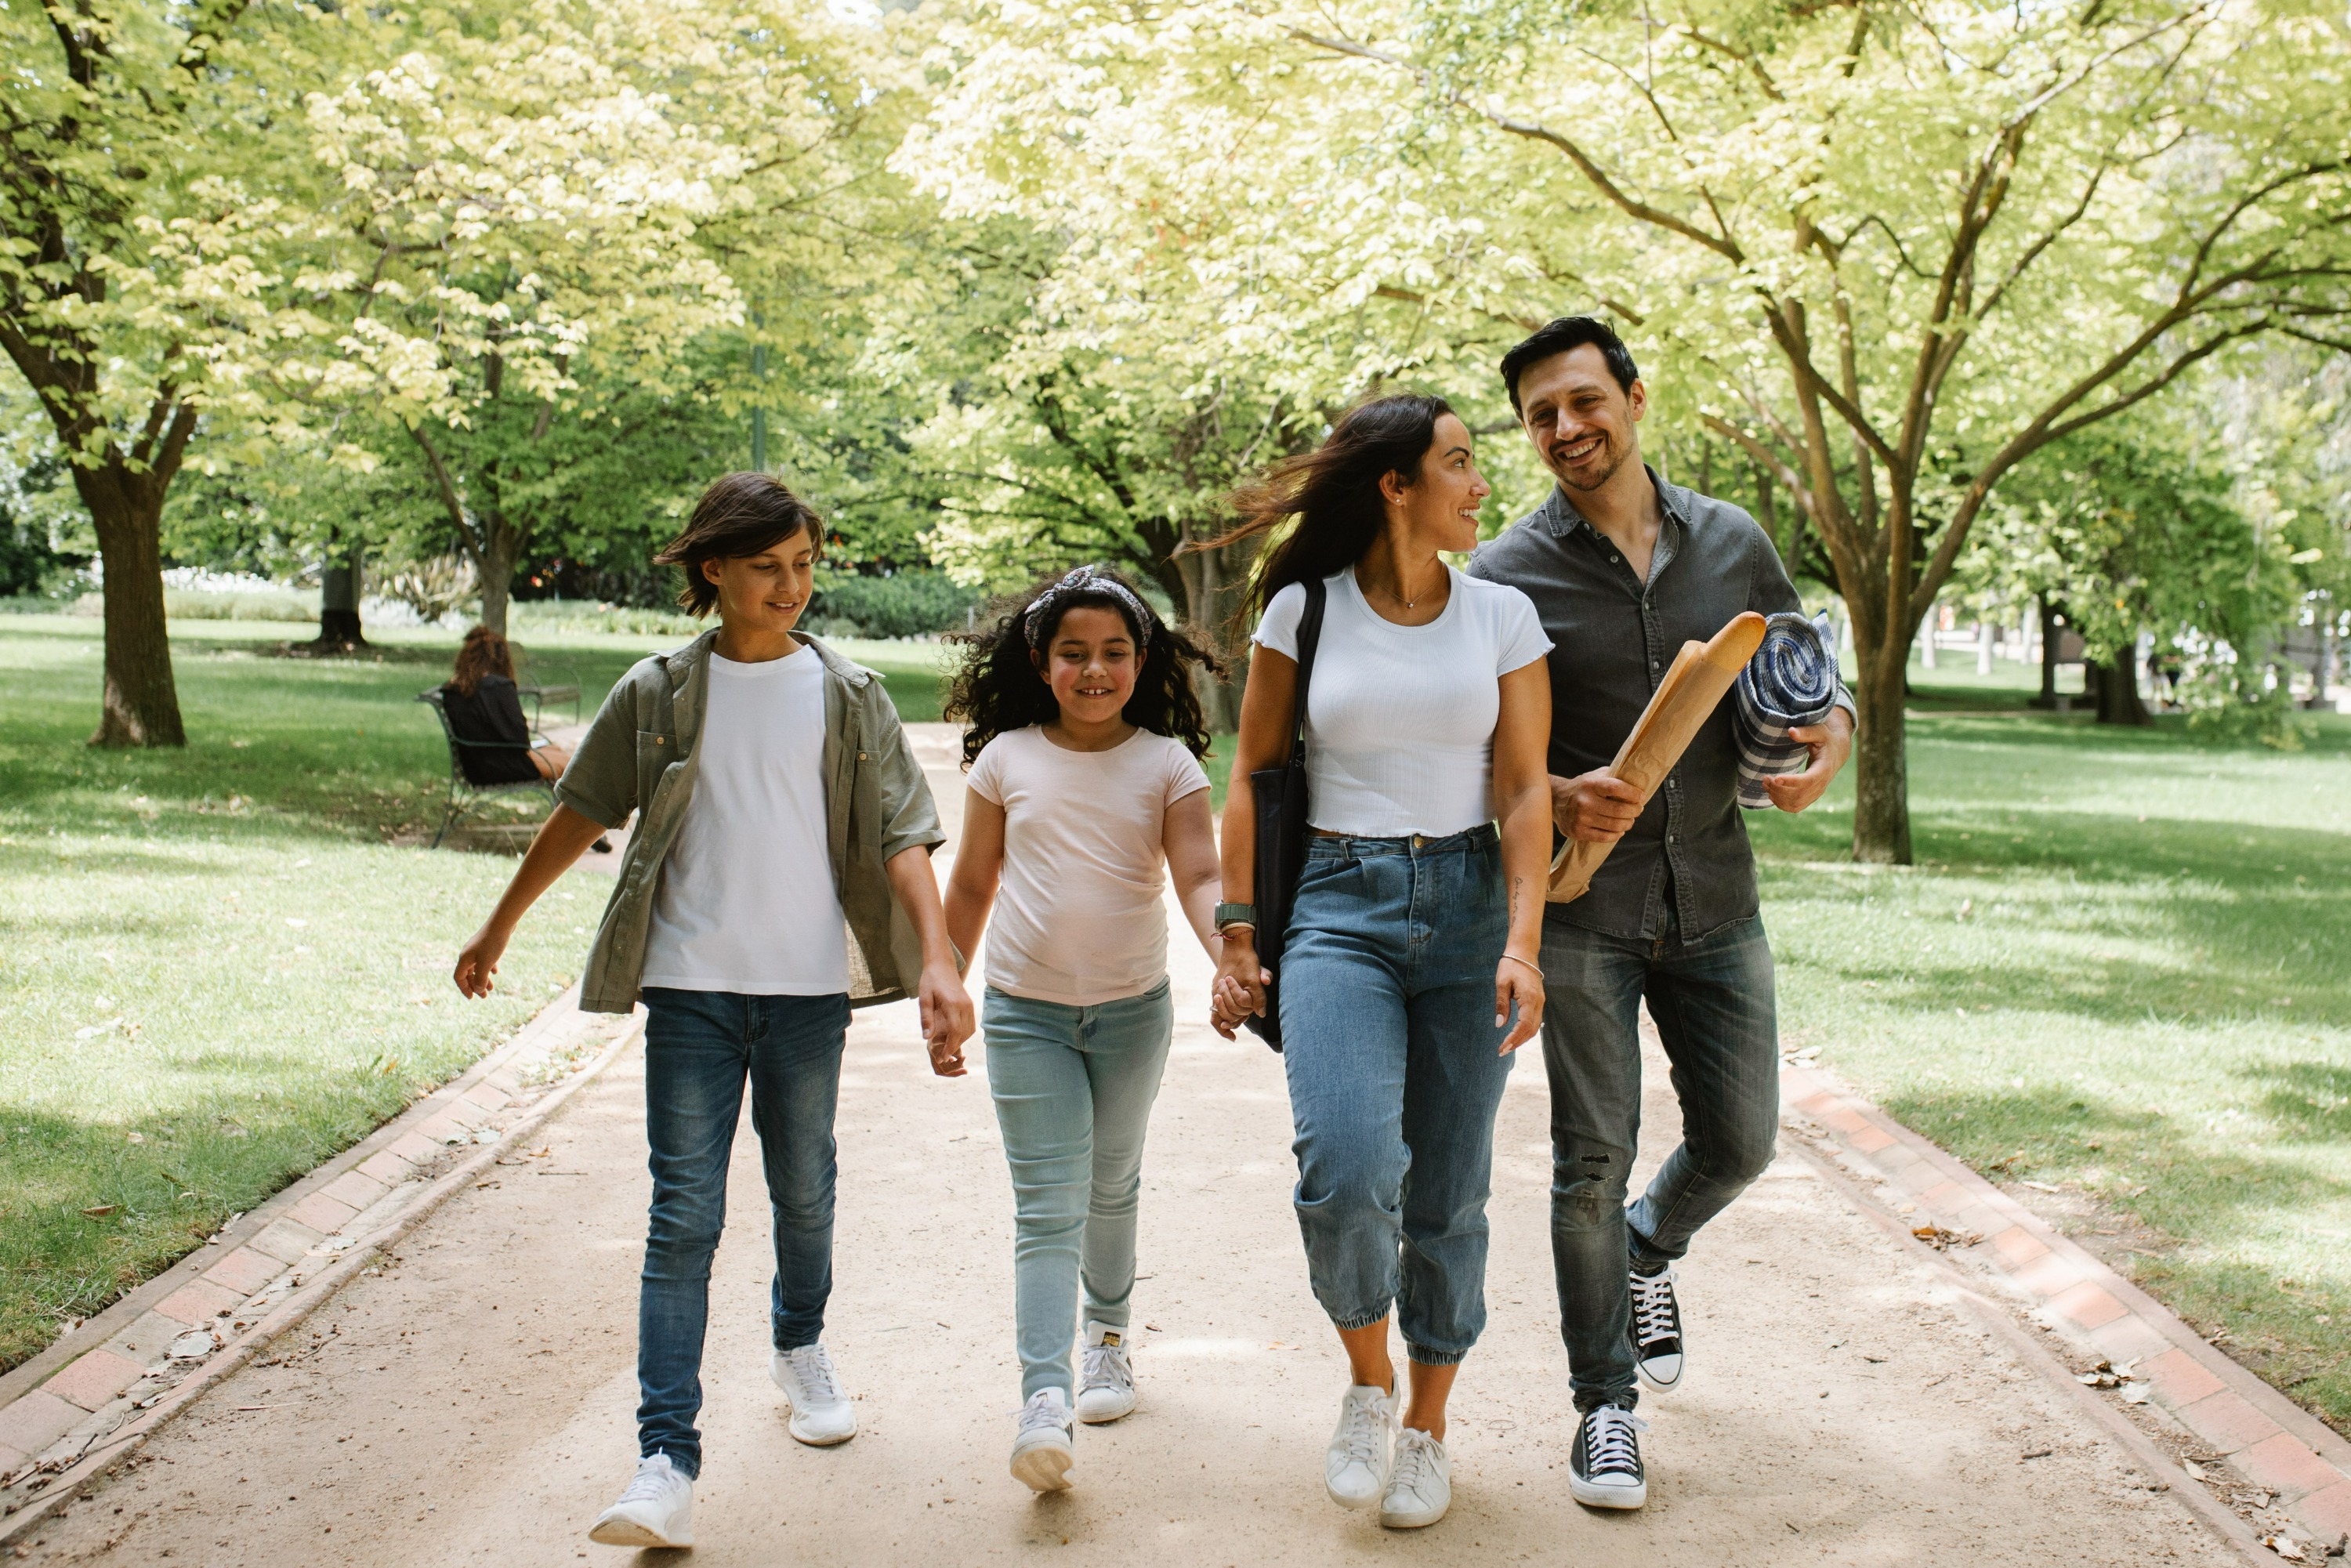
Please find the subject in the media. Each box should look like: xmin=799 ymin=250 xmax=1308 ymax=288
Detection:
xmin=1389 ymin=1430 xmax=1439 ymax=1494
xmin=1016 ymin=1391 xmax=1071 ymax=1436
xmin=1079 ymin=1340 xmax=1132 ymax=1394
xmin=1631 ymin=1271 xmax=1677 ymax=1346
xmin=785 ymin=1345 xmax=842 ymax=1403
xmin=1583 ymin=1407 xmax=1650 ymax=1476
xmin=617 ymin=1459 xmax=680 ymax=1505
xmin=1335 ymin=1392 xmax=1396 ymax=1469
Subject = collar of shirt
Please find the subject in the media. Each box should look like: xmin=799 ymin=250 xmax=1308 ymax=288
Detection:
xmin=1538 ymin=465 xmax=1683 ymax=588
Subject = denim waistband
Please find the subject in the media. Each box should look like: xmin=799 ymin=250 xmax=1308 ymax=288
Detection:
xmin=1305 ymin=822 xmax=1498 ymax=860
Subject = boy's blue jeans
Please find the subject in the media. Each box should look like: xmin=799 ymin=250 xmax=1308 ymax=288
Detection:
xmin=635 ymin=987 xmax=851 ymax=1478
xmin=982 ymin=980 xmax=1173 ymax=1401
xmin=1537 ymin=912 xmax=1780 ymax=1412
xmin=1277 ymin=826 xmax=1516 ymax=1366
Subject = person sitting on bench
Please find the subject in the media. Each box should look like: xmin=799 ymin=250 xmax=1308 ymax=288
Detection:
xmin=440 ymin=625 xmax=571 ymax=784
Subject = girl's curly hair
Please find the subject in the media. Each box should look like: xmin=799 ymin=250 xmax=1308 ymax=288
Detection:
xmin=945 ymin=567 xmax=1225 ymax=768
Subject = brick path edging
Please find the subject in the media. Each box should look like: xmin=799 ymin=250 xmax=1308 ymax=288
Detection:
xmin=1784 ymin=1061 xmax=2351 ymax=1562
xmin=0 ymin=991 xmax=644 ymax=1549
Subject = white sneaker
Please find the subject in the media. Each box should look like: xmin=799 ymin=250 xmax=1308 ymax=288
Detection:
xmin=1324 ymin=1382 xmax=1396 ymax=1510
xmin=770 ymin=1343 xmax=857 ymax=1446
xmin=1378 ymin=1428 xmax=1451 ymax=1528
xmin=1076 ymin=1321 xmax=1137 ymax=1424
xmin=589 ymin=1453 xmax=694 ymax=1548
xmin=1010 ymin=1388 xmax=1077 ymax=1492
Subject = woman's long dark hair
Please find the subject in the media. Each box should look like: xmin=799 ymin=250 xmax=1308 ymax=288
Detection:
xmin=945 ymin=568 xmax=1224 ymax=766
xmin=448 ymin=625 xmax=516 ymax=697
xmin=1201 ymin=393 xmax=1453 ymax=622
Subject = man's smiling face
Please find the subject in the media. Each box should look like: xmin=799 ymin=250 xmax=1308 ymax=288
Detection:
xmin=1516 ymin=345 xmax=1646 ymax=494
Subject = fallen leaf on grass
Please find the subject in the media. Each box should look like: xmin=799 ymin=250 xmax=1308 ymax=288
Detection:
xmin=80 ymin=1205 xmax=118 ymax=1219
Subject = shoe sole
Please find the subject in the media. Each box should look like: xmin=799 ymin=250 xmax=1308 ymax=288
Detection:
xmin=1378 ymin=1501 xmax=1448 ymax=1529
xmin=1011 ymin=1443 xmax=1075 ymax=1492
xmin=589 ymin=1516 xmax=691 ymax=1548
xmin=1567 ymin=1474 xmax=1647 ymax=1510
xmin=786 ymin=1411 xmax=856 ymax=1447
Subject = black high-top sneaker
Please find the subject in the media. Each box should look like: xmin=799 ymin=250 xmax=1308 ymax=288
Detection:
xmin=1567 ymin=1403 xmax=1649 ymax=1509
xmin=1628 ymin=1264 xmax=1685 ymax=1391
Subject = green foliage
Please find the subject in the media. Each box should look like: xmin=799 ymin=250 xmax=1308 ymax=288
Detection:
xmin=808 ymin=569 xmax=980 ymax=639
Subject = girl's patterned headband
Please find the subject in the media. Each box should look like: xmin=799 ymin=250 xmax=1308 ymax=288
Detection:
xmin=1023 ymin=565 xmax=1154 ymax=650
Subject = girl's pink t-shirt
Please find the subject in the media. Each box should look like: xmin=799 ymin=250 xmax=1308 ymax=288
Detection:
xmin=966 ymin=725 xmax=1211 ymax=1006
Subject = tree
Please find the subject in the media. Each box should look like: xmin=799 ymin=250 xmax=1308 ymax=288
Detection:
xmin=0 ymin=1 xmax=357 ymax=744
xmin=1275 ymin=0 xmax=2351 ymax=858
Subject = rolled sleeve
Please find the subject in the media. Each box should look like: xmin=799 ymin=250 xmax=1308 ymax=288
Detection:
xmin=552 ymin=684 xmax=639 ymax=830
xmin=865 ymin=689 xmax=945 ymax=862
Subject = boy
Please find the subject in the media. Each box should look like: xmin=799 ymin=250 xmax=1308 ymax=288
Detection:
xmin=453 ymin=472 xmax=975 ymax=1549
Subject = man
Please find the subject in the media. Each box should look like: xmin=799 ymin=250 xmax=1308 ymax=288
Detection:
xmin=1467 ymin=317 xmax=1853 ymax=1512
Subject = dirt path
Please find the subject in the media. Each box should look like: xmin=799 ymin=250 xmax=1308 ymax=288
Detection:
xmin=20 ymin=732 xmax=2239 ymax=1566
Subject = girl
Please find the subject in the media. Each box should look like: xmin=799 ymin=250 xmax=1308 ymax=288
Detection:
xmin=941 ymin=565 xmax=1226 ymax=1494
xmin=1209 ymin=395 xmax=1553 ymax=1530
xmin=439 ymin=624 xmax=571 ymax=782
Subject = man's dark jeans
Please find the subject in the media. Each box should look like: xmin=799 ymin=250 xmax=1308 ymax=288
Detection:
xmin=636 ymin=987 xmax=851 ymax=1478
xmin=1538 ymin=913 xmax=1779 ymax=1412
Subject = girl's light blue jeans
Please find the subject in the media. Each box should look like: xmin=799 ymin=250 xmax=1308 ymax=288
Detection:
xmin=983 ymin=979 xmax=1174 ymax=1400
xmin=1277 ymin=824 xmax=1516 ymax=1366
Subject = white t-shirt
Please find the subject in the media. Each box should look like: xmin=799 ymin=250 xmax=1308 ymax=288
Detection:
xmin=1252 ymin=566 xmax=1552 ymax=838
xmin=640 ymin=647 xmax=850 ymax=994
xmin=966 ymin=726 xmax=1211 ymax=1006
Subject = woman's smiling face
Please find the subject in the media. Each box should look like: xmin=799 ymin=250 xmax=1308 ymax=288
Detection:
xmin=1394 ymin=412 xmax=1492 ymax=553
xmin=1035 ymin=604 xmax=1139 ymax=725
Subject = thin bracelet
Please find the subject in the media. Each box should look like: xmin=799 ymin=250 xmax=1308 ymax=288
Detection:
xmin=1501 ymin=953 xmax=1542 ymax=976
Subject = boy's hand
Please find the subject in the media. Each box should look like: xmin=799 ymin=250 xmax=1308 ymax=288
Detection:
xmin=918 ymin=961 xmax=974 ymax=1077
xmin=454 ymin=924 xmax=510 ymax=998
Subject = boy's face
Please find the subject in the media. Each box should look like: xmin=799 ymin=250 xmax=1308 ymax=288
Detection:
xmin=1033 ymin=605 xmax=1138 ymax=726
xmin=701 ymin=528 xmax=818 ymax=638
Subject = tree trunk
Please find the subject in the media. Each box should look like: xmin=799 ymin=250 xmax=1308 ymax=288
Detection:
xmin=2034 ymin=598 xmax=2062 ymax=709
xmin=1173 ymin=530 xmax=1247 ymax=730
xmin=476 ymin=512 xmax=524 ymax=636
xmin=1850 ymin=643 xmax=1910 ymax=863
xmin=311 ymin=541 xmax=366 ymax=653
xmin=82 ymin=470 xmax=184 ymax=748
xmin=2088 ymin=655 xmax=2150 ymax=726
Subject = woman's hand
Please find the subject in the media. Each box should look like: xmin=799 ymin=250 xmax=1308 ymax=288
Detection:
xmin=1495 ymin=952 xmax=1545 ymax=1054
xmin=1212 ymin=933 xmax=1270 ymax=1037
xmin=453 ymin=922 xmax=510 ymax=998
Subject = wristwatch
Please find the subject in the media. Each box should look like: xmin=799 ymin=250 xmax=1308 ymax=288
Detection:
xmin=1213 ymin=901 xmax=1257 ymax=933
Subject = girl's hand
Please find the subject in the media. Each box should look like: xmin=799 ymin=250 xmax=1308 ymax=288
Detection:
xmin=1495 ymin=952 xmax=1545 ymax=1055
xmin=454 ymin=924 xmax=510 ymax=999
xmin=1212 ymin=936 xmax=1270 ymax=1033
xmin=918 ymin=961 xmax=974 ymax=1077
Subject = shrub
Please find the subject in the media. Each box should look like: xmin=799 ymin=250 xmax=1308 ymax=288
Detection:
xmin=808 ymin=569 xmax=979 ymax=640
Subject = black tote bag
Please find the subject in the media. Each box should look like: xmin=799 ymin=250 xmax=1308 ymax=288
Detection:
xmin=1244 ymin=577 xmax=1326 ymax=1051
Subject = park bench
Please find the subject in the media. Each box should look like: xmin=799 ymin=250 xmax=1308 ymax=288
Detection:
xmin=415 ymin=688 xmax=556 ymax=849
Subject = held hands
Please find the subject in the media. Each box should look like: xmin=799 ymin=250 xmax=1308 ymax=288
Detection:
xmin=1209 ymin=932 xmax=1270 ymax=1040
xmin=1494 ymin=953 xmax=1545 ymax=1055
xmin=918 ymin=960 xmax=976 ymax=1077
xmin=1764 ymin=707 xmax=1855 ymax=814
xmin=452 ymin=924 xmax=510 ymax=999
xmin=1553 ymin=769 xmax=1644 ymax=844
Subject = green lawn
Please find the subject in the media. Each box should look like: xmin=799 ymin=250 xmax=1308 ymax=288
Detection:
xmin=1759 ymin=665 xmax=2351 ymax=1431
xmin=0 ymin=614 xmax=947 ymax=1371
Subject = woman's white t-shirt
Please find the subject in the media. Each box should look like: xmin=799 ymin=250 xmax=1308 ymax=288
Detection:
xmin=1252 ymin=566 xmax=1552 ymax=838
xmin=966 ymin=726 xmax=1212 ymax=1006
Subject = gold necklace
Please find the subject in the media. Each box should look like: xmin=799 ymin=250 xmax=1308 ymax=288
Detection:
xmin=1375 ymin=563 xmax=1443 ymax=610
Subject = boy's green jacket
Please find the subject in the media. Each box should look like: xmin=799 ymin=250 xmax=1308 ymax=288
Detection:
xmin=554 ymin=627 xmax=946 ymax=1015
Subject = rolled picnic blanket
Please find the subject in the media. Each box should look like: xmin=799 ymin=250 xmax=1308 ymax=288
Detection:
xmin=1734 ymin=611 xmax=1839 ymax=809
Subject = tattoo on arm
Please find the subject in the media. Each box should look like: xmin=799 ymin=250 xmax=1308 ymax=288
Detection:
xmin=1509 ymin=875 xmax=1523 ymax=926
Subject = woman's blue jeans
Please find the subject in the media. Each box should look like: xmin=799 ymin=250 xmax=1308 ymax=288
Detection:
xmin=983 ymin=980 xmax=1173 ymax=1401
xmin=636 ymin=987 xmax=851 ymax=1479
xmin=1277 ymin=826 xmax=1516 ymax=1367
xmin=1537 ymin=911 xmax=1780 ymax=1412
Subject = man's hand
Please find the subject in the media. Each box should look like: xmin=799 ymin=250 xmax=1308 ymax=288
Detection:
xmin=918 ymin=960 xmax=975 ymax=1077
xmin=1552 ymin=769 xmax=1644 ymax=844
xmin=1764 ymin=706 xmax=1856 ymax=813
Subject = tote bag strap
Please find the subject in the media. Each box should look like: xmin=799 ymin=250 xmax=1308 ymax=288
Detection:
xmin=1286 ymin=576 xmax=1328 ymax=762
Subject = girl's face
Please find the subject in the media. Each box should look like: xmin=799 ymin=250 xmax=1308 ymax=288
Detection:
xmin=1034 ymin=604 xmax=1139 ymax=726
xmin=1388 ymin=412 xmax=1491 ymax=553
xmin=701 ymin=528 xmax=818 ymax=637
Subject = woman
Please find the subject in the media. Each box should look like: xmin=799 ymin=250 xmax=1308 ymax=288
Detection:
xmin=1209 ymin=394 xmax=1552 ymax=1530
xmin=440 ymin=625 xmax=571 ymax=783
xmin=940 ymin=566 xmax=1226 ymax=1493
